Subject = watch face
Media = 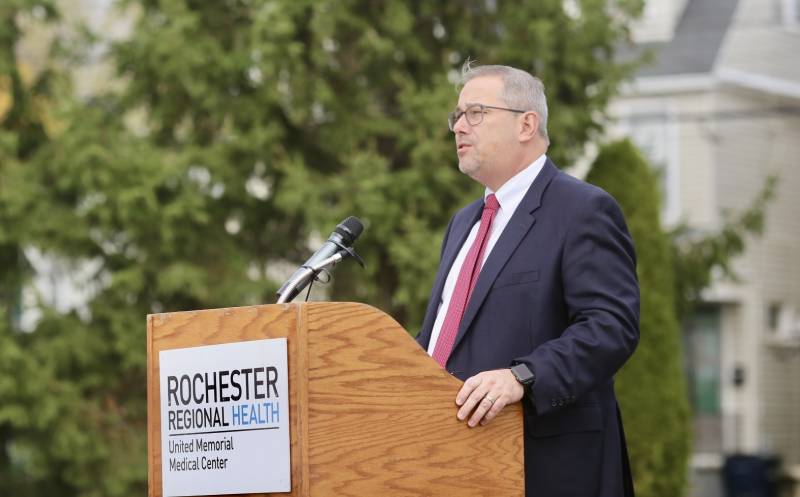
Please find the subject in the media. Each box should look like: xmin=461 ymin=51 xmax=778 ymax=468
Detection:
xmin=512 ymin=364 xmax=534 ymax=384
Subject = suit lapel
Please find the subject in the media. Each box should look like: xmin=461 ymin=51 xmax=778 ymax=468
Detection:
xmin=449 ymin=160 xmax=560 ymax=356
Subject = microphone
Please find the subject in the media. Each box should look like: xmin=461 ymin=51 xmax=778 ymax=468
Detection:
xmin=275 ymin=216 xmax=364 ymax=303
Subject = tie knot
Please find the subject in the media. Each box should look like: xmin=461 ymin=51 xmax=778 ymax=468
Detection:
xmin=484 ymin=194 xmax=500 ymax=212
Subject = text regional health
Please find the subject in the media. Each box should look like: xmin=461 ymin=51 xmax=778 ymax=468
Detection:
xmin=167 ymin=401 xmax=281 ymax=431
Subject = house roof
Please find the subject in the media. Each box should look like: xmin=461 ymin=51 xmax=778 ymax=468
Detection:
xmin=619 ymin=0 xmax=740 ymax=77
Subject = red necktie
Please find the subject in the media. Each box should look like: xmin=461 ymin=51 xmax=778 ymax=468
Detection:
xmin=432 ymin=194 xmax=500 ymax=367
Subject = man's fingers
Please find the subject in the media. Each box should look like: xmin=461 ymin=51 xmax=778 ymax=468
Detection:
xmin=457 ymin=386 xmax=489 ymax=420
xmin=456 ymin=369 xmax=523 ymax=425
xmin=455 ymin=375 xmax=483 ymax=406
xmin=480 ymin=397 xmax=507 ymax=425
xmin=467 ymin=394 xmax=500 ymax=427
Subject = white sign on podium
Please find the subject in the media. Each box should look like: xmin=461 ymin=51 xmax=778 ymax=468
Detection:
xmin=159 ymin=338 xmax=290 ymax=496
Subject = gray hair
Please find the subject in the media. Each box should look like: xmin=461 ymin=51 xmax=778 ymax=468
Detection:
xmin=460 ymin=62 xmax=550 ymax=144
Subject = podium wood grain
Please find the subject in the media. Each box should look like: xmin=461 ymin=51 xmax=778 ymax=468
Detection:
xmin=147 ymin=302 xmax=524 ymax=497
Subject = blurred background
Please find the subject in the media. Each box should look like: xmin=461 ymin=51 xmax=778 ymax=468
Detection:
xmin=0 ymin=0 xmax=798 ymax=496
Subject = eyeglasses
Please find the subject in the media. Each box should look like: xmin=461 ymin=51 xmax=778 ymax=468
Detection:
xmin=448 ymin=103 xmax=526 ymax=131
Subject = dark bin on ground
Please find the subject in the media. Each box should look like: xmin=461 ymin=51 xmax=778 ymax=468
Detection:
xmin=723 ymin=454 xmax=781 ymax=497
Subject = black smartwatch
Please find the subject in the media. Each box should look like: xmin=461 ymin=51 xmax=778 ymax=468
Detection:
xmin=510 ymin=363 xmax=536 ymax=387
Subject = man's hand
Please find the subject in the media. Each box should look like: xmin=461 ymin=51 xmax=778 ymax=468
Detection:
xmin=456 ymin=369 xmax=525 ymax=427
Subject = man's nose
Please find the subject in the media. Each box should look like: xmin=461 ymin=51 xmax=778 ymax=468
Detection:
xmin=453 ymin=113 xmax=470 ymax=134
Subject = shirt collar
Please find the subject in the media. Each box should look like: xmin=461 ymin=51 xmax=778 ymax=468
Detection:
xmin=485 ymin=153 xmax=548 ymax=211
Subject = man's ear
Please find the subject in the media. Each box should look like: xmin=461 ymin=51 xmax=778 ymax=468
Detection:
xmin=518 ymin=111 xmax=540 ymax=142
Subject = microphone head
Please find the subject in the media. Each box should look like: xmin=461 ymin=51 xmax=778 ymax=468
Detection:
xmin=334 ymin=216 xmax=364 ymax=246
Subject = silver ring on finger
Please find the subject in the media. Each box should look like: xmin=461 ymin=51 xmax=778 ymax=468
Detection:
xmin=484 ymin=394 xmax=496 ymax=404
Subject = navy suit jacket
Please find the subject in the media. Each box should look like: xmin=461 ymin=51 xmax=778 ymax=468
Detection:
xmin=416 ymin=159 xmax=639 ymax=497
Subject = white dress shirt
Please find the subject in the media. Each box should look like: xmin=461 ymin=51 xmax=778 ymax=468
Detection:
xmin=427 ymin=154 xmax=548 ymax=355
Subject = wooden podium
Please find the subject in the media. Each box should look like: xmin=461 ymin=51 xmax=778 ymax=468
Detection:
xmin=147 ymin=302 xmax=524 ymax=497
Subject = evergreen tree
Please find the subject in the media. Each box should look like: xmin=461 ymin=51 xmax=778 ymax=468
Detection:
xmin=1 ymin=2 xmax=78 ymax=495
xmin=102 ymin=0 xmax=644 ymax=326
xmin=586 ymin=139 xmax=690 ymax=497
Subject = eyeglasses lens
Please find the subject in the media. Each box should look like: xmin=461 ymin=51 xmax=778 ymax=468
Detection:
xmin=448 ymin=105 xmax=485 ymax=131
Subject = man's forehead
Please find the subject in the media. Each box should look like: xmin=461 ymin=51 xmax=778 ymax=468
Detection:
xmin=457 ymin=76 xmax=504 ymax=106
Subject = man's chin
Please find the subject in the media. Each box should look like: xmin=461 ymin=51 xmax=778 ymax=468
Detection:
xmin=458 ymin=160 xmax=480 ymax=176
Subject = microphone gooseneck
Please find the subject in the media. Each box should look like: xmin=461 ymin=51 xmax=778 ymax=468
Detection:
xmin=275 ymin=217 xmax=364 ymax=304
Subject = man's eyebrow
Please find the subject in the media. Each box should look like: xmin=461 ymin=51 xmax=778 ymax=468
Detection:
xmin=455 ymin=101 xmax=479 ymax=111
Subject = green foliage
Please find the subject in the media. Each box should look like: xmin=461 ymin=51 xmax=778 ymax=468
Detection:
xmin=1 ymin=2 xmax=71 ymax=495
xmin=1 ymin=0 xmax=644 ymax=495
xmin=671 ymin=176 xmax=777 ymax=320
xmin=103 ymin=0 xmax=644 ymax=326
xmin=586 ymin=139 xmax=690 ymax=497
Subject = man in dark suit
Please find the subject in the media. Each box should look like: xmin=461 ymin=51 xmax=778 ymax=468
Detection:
xmin=415 ymin=64 xmax=640 ymax=497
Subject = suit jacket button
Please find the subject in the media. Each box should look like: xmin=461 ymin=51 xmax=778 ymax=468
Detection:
xmin=551 ymin=400 xmax=557 ymax=407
